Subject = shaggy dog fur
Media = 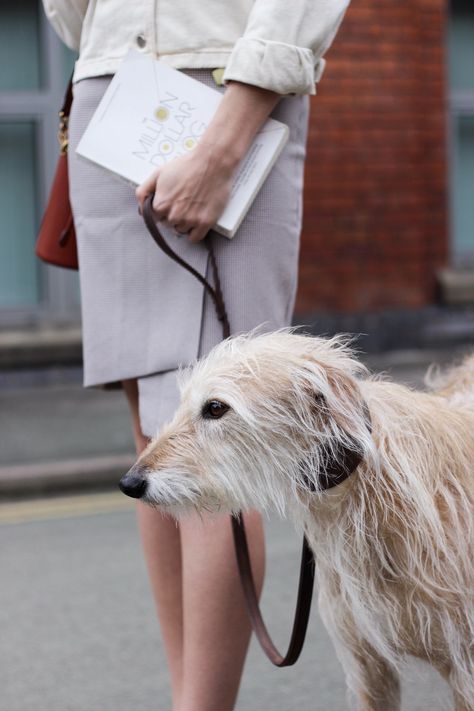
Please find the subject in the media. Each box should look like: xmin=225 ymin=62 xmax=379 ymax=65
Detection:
xmin=122 ymin=329 xmax=474 ymax=710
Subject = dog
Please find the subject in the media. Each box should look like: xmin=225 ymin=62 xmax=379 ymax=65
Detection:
xmin=120 ymin=329 xmax=474 ymax=710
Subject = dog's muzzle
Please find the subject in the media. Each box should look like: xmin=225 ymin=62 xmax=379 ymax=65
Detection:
xmin=119 ymin=464 xmax=148 ymax=499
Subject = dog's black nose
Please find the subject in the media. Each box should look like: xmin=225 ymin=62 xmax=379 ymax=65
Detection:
xmin=119 ymin=466 xmax=148 ymax=499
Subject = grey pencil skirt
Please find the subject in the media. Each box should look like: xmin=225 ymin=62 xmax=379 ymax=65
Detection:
xmin=68 ymin=69 xmax=310 ymax=438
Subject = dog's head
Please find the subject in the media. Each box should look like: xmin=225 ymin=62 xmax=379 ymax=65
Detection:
xmin=119 ymin=329 xmax=373 ymax=517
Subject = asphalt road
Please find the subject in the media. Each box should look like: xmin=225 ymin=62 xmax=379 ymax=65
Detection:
xmin=0 ymin=494 xmax=452 ymax=711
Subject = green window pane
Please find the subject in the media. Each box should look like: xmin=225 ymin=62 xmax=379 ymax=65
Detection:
xmin=0 ymin=122 xmax=40 ymax=308
xmin=0 ymin=0 xmax=41 ymax=91
xmin=453 ymin=116 xmax=474 ymax=257
xmin=449 ymin=0 xmax=474 ymax=91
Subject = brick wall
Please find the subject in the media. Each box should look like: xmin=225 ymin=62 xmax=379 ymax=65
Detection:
xmin=295 ymin=0 xmax=449 ymax=317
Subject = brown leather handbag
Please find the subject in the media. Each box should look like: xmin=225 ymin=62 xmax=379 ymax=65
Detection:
xmin=36 ymin=77 xmax=78 ymax=270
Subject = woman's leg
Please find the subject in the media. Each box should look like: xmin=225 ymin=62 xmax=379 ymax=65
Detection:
xmin=136 ymin=504 xmax=185 ymax=706
xmin=122 ymin=379 xmax=184 ymax=705
xmin=179 ymin=511 xmax=264 ymax=711
xmin=122 ymin=379 xmax=265 ymax=711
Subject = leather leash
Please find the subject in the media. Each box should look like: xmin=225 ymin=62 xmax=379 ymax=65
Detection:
xmin=142 ymin=194 xmax=315 ymax=666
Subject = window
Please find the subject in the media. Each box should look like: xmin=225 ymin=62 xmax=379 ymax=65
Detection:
xmin=0 ymin=122 xmax=39 ymax=307
xmin=0 ymin=0 xmax=79 ymax=325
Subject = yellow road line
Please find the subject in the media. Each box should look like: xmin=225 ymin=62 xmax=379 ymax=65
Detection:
xmin=0 ymin=491 xmax=135 ymax=525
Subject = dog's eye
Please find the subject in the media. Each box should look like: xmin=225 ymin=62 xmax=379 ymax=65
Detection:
xmin=202 ymin=400 xmax=230 ymax=419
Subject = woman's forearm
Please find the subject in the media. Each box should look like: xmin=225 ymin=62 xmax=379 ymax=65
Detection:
xmin=136 ymin=79 xmax=283 ymax=242
xmin=195 ymin=79 xmax=282 ymax=172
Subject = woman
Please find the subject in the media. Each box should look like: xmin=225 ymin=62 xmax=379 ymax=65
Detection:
xmin=42 ymin=2 xmax=351 ymax=708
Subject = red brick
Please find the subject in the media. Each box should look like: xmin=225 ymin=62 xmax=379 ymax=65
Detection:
xmin=295 ymin=0 xmax=449 ymax=317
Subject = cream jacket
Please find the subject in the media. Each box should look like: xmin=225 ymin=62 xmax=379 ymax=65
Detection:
xmin=42 ymin=0 xmax=350 ymax=96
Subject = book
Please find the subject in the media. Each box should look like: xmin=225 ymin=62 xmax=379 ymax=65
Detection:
xmin=75 ymin=49 xmax=289 ymax=239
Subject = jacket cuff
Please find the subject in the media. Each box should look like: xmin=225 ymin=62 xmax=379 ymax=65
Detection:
xmin=222 ymin=37 xmax=326 ymax=96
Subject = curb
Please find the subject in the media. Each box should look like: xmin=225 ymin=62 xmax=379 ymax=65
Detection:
xmin=0 ymin=327 xmax=82 ymax=369
xmin=0 ymin=454 xmax=135 ymax=500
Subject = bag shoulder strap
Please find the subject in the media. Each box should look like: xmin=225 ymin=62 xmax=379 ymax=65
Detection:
xmin=61 ymin=74 xmax=74 ymax=118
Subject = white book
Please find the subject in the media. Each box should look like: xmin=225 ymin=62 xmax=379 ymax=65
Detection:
xmin=76 ymin=49 xmax=289 ymax=238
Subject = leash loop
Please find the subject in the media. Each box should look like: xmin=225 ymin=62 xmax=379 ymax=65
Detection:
xmin=232 ymin=513 xmax=315 ymax=666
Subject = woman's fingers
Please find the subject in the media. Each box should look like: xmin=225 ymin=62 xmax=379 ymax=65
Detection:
xmin=135 ymin=148 xmax=233 ymax=242
xmin=171 ymin=221 xmax=191 ymax=236
xmin=187 ymin=219 xmax=214 ymax=244
xmin=135 ymin=168 xmax=160 ymax=210
xmin=151 ymin=196 xmax=169 ymax=222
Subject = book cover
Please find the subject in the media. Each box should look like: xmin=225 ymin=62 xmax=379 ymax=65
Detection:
xmin=75 ymin=49 xmax=289 ymax=238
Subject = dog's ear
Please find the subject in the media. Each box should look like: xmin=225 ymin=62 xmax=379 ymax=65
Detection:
xmin=298 ymin=365 xmax=372 ymax=493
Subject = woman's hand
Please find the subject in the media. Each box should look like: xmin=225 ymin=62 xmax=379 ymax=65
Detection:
xmin=135 ymin=142 xmax=237 ymax=244
xmin=135 ymin=79 xmax=282 ymax=243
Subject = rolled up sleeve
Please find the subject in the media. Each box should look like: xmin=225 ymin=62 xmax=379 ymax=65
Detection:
xmin=222 ymin=0 xmax=350 ymax=96
xmin=41 ymin=0 xmax=89 ymax=51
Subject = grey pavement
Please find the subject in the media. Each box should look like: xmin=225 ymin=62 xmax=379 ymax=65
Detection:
xmin=0 ymin=498 xmax=452 ymax=711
